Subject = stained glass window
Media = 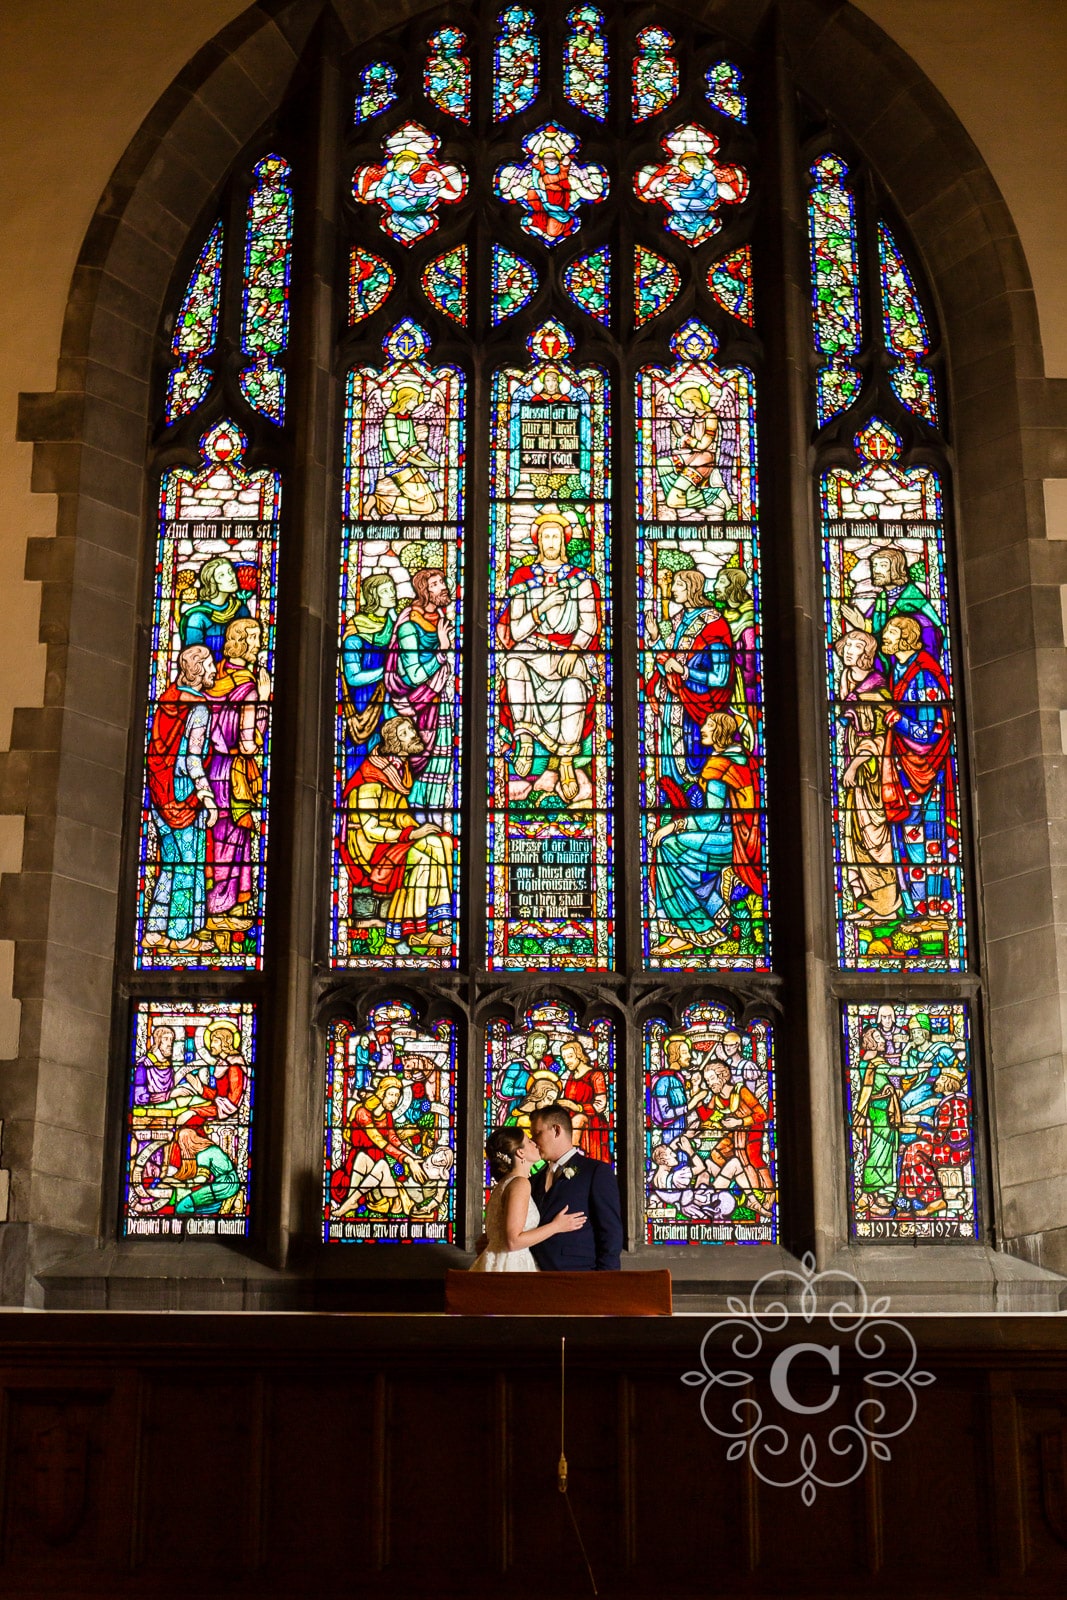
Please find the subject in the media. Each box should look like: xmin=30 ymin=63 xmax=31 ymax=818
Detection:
xmin=494 ymin=6 xmax=539 ymax=120
xmin=844 ymin=1002 xmax=977 ymax=1240
xmin=353 ymin=123 xmax=468 ymax=246
xmin=333 ymin=322 xmax=464 ymax=969
xmin=634 ymin=245 xmax=681 ymax=326
xmin=131 ymin=13 xmax=987 ymax=1270
xmin=705 ymin=60 xmax=747 ymax=123
xmin=822 ymin=419 xmax=964 ymax=970
xmin=425 ymin=28 xmax=470 ymax=122
xmin=324 ymin=1003 xmax=457 ymax=1242
xmin=488 ymin=322 xmax=612 ymax=970
xmin=123 ymin=1001 xmax=255 ymax=1239
xmin=636 ymin=322 xmax=768 ymax=969
xmin=421 ymin=246 xmax=468 ymax=324
xmin=633 ymin=27 xmax=678 ymax=122
xmin=355 ymin=61 xmax=397 ymax=124
xmin=491 ymin=246 xmax=538 ymax=324
xmin=350 ymin=248 xmax=395 ymax=325
xmin=645 ymin=1004 xmax=776 ymax=1243
xmin=239 ymin=155 xmax=293 ymax=425
xmin=486 ymin=1003 xmax=615 ymax=1188
xmin=562 ymin=247 xmax=609 ymax=324
xmin=166 ymin=221 xmax=223 ymax=424
xmin=635 ymin=124 xmax=749 ymax=246
xmin=564 ymin=6 xmax=608 ymax=121
xmin=496 ymin=123 xmax=608 ymax=246
xmin=808 ymin=154 xmax=862 ymax=426
xmin=879 ymin=220 xmax=938 ymax=423
xmin=707 ymin=245 xmax=754 ymax=325
xmin=137 ymin=422 xmax=280 ymax=971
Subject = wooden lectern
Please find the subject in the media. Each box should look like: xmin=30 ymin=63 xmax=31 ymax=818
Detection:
xmin=445 ymin=1268 xmax=672 ymax=1315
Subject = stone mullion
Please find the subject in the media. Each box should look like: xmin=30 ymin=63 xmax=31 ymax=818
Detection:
xmin=760 ymin=23 xmax=836 ymax=1262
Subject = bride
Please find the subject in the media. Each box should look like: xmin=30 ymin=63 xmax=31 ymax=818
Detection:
xmin=470 ymin=1127 xmax=586 ymax=1272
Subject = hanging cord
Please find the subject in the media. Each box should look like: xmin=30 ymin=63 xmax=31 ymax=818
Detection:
xmin=558 ymin=1335 xmax=599 ymax=1596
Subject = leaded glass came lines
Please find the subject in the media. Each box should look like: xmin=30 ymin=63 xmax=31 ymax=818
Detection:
xmin=323 ymin=1004 xmax=458 ymax=1242
xmin=486 ymin=1003 xmax=615 ymax=1198
xmin=645 ymin=1004 xmax=776 ymax=1243
xmin=425 ymin=28 xmax=471 ymax=122
xmin=333 ymin=322 xmax=464 ymax=970
xmin=355 ymin=61 xmax=397 ymax=124
xmin=563 ymin=247 xmax=609 ymax=324
xmin=636 ymin=322 xmax=769 ymax=971
xmin=634 ymin=245 xmax=680 ymax=326
xmin=352 ymin=124 xmax=468 ymax=247
xmin=123 ymin=1002 xmax=256 ymax=1240
xmin=136 ymin=422 xmax=280 ymax=972
xmin=706 ymin=61 xmax=747 ymax=123
xmin=496 ymin=123 xmax=608 ymax=246
xmin=564 ymin=6 xmax=608 ymax=121
xmin=707 ymin=245 xmax=754 ymax=325
xmin=821 ymin=420 xmax=964 ymax=972
xmin=844 ymin=1002 xmax=977 ymax=1240
xmin=166 ymin=221 xmax=223 ymax=425
xmin=633 ymin=28 xmax=678 ymax=122
xmin=808 ymin=153 xmax=862 ymax=426
xmin=239 ymin=155 xmax=293 ymax=425
xmin=494 ymin=6 xmax=539 ymax=120
xmin=879 ymin=220 xmax=938 ymax=424
xmin=492 ymin=246 xmax=538 ymax=323
xmin=488 ymin=322 xmax=613 ymax=970
xmin=635 ymin=124 xmax=749 ymax=246
xmin=422 ymin=246 xmax=468 ymax=324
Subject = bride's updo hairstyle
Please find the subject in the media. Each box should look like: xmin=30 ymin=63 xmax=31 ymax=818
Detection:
xmin=486 ymin=1126 xmax=524 ymax=1179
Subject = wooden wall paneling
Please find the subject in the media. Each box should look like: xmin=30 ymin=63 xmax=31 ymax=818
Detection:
xmin=621 ymin=1366 xmax=752 ymax=1588
xmin=987 ymin=1367 xmax=1027 ymax=1579
xmin=381 ymin=1365 xmax=494 ymax=1590
xmin=876 ymin=1378 xmax=996 ymax=1584
xmin=1013 ymin=1381 xmax=1067 ymax=1579
xmin=257 ymin=1368 xmax=379 ymax=1578
xmin=132 ymin=1369 xmax=258 ymax=1576
xmin=1 ymin=1379 xmax=124 ymax=1575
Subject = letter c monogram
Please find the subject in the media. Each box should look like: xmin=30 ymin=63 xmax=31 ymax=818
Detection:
xmin=769 ymin=1342 xmax=841 ymax=1415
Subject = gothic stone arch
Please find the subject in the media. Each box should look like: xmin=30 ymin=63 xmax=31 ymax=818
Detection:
xmin=4 ymin=0 xmax=1067 ymax=1306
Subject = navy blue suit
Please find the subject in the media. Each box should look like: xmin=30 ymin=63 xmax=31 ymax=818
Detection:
xmin=530 ymin=1151 xmax=623 ymax=1271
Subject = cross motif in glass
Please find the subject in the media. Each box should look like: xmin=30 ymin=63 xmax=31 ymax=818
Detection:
xmin=495 ymin=122 xmax=608 ymax=247
xmin=635 ymin=124 xmax=749 ymax=247
xmin=352 ymin=122 xmax=468 ymax=247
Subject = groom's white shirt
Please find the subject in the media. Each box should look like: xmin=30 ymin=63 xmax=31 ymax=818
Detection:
xmin=544 ymin=1146 xmax=579 ymax=1191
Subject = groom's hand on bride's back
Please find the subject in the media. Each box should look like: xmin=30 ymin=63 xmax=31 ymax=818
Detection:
xmin=552 ymin=1206 xmax=587 ymax=1234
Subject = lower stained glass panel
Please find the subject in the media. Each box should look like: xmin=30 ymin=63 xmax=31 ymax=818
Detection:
xmin=844 ymin=1001 xmax=977 ymax=1241
xmin=323 ymin=1003 xmax=457 ymax=1242
xmin=485 ymin=1002 xmax=615 ymax=1196
xmin=123 ymin=1001 xmax=255 ymax=1239
xmin=645 ymin=1004 xmax=776 ymax=1243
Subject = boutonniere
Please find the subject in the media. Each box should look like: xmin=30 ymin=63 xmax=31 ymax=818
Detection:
xmin=560 ymin=1164 xmax=578 ymax=1181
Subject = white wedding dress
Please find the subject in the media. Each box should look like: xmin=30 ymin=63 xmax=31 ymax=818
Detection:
xmin=470 ymin=1172 xmax=540 ymax=1272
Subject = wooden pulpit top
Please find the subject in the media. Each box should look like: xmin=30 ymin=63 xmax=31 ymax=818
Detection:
xmin=445 ymin=1268 xmax=672 ymax=1316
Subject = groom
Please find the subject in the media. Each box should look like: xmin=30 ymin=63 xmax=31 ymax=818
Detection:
xmin=529 ymin=1105 xmax=623 ymax=1271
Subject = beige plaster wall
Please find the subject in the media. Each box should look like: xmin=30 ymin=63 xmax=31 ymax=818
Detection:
xmin=856 ymin=0 xmax=1067 ymax=381
xmin=0 ymin=0 xmax=248 ymax=755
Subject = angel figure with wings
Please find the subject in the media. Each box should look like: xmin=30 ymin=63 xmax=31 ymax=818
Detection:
xmin=653 ymin=379 xmax=739 ymax=520
xmin=362 ymin=378 xmax=445 ymax=521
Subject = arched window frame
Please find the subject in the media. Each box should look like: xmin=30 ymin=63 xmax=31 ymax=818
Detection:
xmin=4 ymin=0 xmax=1062 ymax=1312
